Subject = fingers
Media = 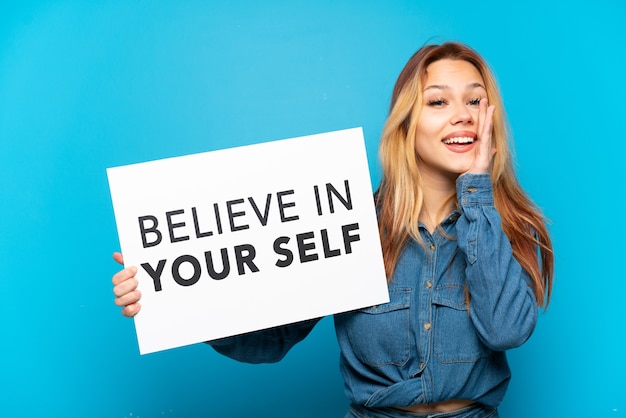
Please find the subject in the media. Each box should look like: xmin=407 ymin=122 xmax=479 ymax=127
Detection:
xmin=121 ymin=302 xmax=142 ymax=318
xmin=113 ymin=273 xmax=138 ymax=297
xmin=112 ymin=264 xmax=142 ymax=317
xmin=467 ymin=98 xmax=496 ymax=174
xmin=112 ymin=265 xmax=137 ymax=286
xmin=479 ymin=98 xmax=494 ymax=141
xmin=112 ymin=273 xmax=140 ymax=306
xmin=113 ymin=283 xmax=142 ymax=318
xmin=113 ymin=251 xmax=124 ymax=266
xmin=478 ymin=98 xmax=495 ymax=156
xmin=114 ymin=287 xmax=142 ymax=308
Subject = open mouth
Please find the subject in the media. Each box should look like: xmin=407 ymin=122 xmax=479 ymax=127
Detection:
xmin=442 ymin=136 xmax=475 ymax=145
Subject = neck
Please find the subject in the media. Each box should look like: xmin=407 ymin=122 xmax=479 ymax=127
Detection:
xmin=419 ymin=172 xmax=457 ymax=233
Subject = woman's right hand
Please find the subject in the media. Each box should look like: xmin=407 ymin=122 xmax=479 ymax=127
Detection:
xmin=112 ymin=252 xmax=142 ymax=317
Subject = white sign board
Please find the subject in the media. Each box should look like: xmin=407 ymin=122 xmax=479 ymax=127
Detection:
xmin=107 ymin=127 xmax=389 ymax=354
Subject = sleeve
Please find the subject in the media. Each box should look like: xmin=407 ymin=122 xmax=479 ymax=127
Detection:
xmin=455 ymin=174 xmax=538 ymax=351
xmin=206 ymin=317 xmax=322 ymax=363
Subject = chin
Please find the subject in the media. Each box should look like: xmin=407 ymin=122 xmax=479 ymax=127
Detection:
xmin=448 ymin=164 xmax=473 ymax=175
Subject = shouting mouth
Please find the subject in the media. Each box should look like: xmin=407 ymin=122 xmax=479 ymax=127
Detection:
xmin=442 ymin=136 xmax=475 ymax=145
xmin=442 ymin=132 xmax=477 ymax=153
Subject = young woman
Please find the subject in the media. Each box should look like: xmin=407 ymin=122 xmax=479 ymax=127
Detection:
xmin=112 ymin=42 xmax=553 ymax=418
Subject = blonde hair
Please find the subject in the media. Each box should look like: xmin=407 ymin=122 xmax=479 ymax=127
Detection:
xmin=376 ymin=42 xmax=553 ymax=307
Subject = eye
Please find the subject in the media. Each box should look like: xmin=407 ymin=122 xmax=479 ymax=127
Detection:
xmin=468 ymin=97 xmax=482 ymax=106
xmin=427 ymin=98 xmax=447 ymax=107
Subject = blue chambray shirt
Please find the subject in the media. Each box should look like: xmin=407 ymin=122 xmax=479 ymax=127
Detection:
xmin=211 ymin=173 xmax=538 ymax=409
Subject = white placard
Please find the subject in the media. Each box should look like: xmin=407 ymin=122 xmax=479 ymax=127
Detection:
xmin=107 ymin=127 xmax=389 ymax=354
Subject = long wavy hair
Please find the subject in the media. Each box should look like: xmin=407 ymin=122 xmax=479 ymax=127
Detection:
xmin=376 ymin=42 xmax=553 ymax=307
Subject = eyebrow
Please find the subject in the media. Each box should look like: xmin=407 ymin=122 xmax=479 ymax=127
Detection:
xmin=423 ymin=82 xmax=486 ymax=92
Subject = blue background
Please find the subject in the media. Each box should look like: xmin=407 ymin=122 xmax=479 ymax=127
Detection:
xmin=1 ymin=1 xmax=624 ymax=417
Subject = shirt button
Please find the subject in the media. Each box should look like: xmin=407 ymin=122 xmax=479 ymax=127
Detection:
xmin=419 ymin=362 xmax=425 ymax=369
xmin=468 ymin=186 xmax=478 ymax=193
xmin=429 ymin=244 xmax=436 ymax=251
xmin=425 ymin=280 xmax=432 ymax=288
xmin=424 ymin=322 xmax=431 ymax=331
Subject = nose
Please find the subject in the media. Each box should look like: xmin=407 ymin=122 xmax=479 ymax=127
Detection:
xmin=450 ymin=103 xmax=474 ymax=125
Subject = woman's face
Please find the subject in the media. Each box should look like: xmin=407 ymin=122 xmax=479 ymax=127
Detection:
xmin=415 ymin=58 xmax=487 ymax=181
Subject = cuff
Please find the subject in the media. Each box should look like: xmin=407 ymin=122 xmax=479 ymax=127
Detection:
xmin=456 ymin=174 xmax=494 ymax=206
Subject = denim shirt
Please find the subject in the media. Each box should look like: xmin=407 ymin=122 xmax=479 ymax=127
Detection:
xmin=210 ymin=174 xmax=538 ymax=409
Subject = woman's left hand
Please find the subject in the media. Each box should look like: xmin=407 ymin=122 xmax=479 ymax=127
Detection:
xmin=465 ymin=98 xmax=496 ymax=174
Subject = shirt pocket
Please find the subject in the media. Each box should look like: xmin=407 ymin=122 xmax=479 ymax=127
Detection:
xmin=344 ymin=287 xmax=412 ymax=367
xmin=433 ymin=285 xmax=489 ymax=363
